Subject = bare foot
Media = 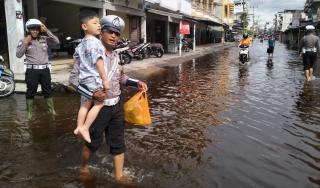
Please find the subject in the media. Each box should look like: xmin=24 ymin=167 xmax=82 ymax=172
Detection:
xmin=115 ymin=175 xmax=137 ymax=187
xmin=307 ymin=77 xmax=311 ymax=82
xmin=79 ymin=127 xmax=91 ymax=143
xmin=79 ymin=165 xmax=94 ymax=182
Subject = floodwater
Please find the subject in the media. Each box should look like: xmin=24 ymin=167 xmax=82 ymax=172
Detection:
xmin=1 ymin=40 xmax=320 ymax=188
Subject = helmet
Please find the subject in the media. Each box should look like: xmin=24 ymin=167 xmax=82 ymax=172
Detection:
xmin=25 ymin=19 xmax=42 ymax=32
xmin=306 ymin=25 xmax=315 ymax=30
xmin=243 ymin=33 xmax=248 ymax=38
xmin=100 ymin=15 xmax=125 ymax=34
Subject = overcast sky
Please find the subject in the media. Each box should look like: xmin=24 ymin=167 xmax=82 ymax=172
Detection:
xmin=234 ymin=0 xmax=305 ymax=27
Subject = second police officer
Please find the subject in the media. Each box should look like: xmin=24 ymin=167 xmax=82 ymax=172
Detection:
xmin=16 ymin=19 xmax=60 ymax=120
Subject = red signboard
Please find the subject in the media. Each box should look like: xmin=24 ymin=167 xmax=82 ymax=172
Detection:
xmin=179 ymin=20 xmax=190 ymax=35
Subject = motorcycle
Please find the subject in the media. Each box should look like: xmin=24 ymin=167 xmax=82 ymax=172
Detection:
xmin=0 ymin=55 xmax=15 ymax=97
xmin=144 ymin=43 xmax=164 ymax=58
xmin=239 ymin=45 xmax=249 ymax=65
xmin=126 ymin=41 xmax=149 ymax=60
xmin=181 ymin=38 xmax=193 ymax=52
xmin=63 ymin=36 xmax=82 ymax=55
xmin=115 ymin=38 xmax=133 ymax=65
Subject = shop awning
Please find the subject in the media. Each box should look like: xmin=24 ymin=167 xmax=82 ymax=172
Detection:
xmin=196 ymin=17 xmax=223 ymax=26
xmin=106 ymin=4 xmax=145 ymax=17
xmin=147 ymin=8 xmax=183 ymax=21
xmin=52 ymin=0 xmax=145 ymax=17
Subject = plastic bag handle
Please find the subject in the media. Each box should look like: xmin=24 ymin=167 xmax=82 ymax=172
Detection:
xmin=138 ymin=91 xmax=146 ymax=100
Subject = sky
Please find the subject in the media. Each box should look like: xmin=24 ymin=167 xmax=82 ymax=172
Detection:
xmin=234 ymin=0 xmax=306 ymax=27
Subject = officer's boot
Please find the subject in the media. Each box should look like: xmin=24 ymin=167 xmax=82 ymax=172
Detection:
xmin=46 ymin=97 xmax=57 ymax=115
xmin=26 ymin=99 xmax=34 ymax=120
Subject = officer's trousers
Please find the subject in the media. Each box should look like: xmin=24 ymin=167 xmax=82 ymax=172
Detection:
xmin=25 ymin=68 xmax=52 ymax=99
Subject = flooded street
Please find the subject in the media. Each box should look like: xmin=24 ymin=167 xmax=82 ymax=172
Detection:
xmin=1 ymin=40 xmax=320 ymax=188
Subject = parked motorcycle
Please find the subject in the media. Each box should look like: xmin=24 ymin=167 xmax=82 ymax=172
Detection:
xmin=181 ymin=38 xmax=193 ymax=52
xmin=63 ymin=36 xmax=82 ymax=55
xmin=0 ymin=55 xmax=15 ymax=97
xmin=144 ymin=43 xmax=164 ymax=58
xmin=115 ymin=38 xmax=133 ymax=65
xmin=122 ymin=41 xmax=149 ymax=60
xmin=239 ymin=45 xmax=249 ymax=65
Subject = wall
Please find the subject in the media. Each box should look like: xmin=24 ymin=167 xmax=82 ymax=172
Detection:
xmin=38 ymin=0 xmax=81 ymax=39
xmin=160 ymin=0 xmax=179 ymax=11
xmin=179 ymin=0 xmax=192 ymax=16
xmin=281 ymin=13 xmax=293 ymax=32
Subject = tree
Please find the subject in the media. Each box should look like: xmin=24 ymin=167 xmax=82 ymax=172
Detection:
xmin=240 ymin=12 xmax=249 ymax=32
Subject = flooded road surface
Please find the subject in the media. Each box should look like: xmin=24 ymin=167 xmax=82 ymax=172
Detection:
xmin=1 ymin=41 xmax=320 ymax=187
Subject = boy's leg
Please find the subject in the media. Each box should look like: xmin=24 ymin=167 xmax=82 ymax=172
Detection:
xmin=75 ymin=100 xmax=92 ymax=135
xmin=79 ymin=101 xmax=104 ymax=143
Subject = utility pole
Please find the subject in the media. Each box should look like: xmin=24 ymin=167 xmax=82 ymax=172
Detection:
xmin=252 ymin=6 xmax=255 ymax=32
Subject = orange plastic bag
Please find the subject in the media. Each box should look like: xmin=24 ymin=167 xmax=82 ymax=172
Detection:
xmin=124 ymin=91 xmax=151 ymax=125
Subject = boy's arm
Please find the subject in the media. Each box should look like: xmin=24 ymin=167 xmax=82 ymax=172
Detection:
xmin=96 ymin=58 xmax=109 ymax=87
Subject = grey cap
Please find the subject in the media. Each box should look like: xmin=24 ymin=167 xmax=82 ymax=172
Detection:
xmin=100 ymin=15 xmax=125 ymax=34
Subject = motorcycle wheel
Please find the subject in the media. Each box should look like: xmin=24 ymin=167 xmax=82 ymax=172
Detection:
xmin=136 ymin=53 xmax=144 ymax=60
xmin=122 ymin=53 xmax=132 ymax=64
xmin=0 ymin=76 xmax=15 ymax=97
xmin=143 ymin=47 xmax=151 ymax=58
xmin=155 ymin=49 xmax=164 ymax=58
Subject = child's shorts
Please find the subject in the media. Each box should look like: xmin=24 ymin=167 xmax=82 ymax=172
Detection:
xmin=79 ymin=76 xmax=103 ymax=103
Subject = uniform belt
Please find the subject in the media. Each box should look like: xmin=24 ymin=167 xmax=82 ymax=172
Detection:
xmin=104 ymin=96 xmax=120 ymax=106
xmin=26 ymin=64 xmax=49 ymax=69
xmin=303 ymin=47 xmax=316 ymax=52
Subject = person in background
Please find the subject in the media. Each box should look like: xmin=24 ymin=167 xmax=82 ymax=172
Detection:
xmin=299 ymin=25 xmax=320 ymax=82
xmin=239 ymin=33 xmax=252 ymax=47
xmin=267 ymin=35 xmax=276 ymax=58
xmin=16 ymin=18 xmax=60 ymax=120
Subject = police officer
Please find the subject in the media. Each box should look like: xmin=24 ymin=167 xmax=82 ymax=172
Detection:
xmin=299 ymin=25 xmax=320 ymax=81
xmin=69 ymin=15 xmax=147 ymax=183
xmin=16 ymin=19 xmax=60 ymax=119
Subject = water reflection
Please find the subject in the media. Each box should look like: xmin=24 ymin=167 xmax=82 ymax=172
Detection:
xmin=125 ymin=51 xmax=234 ymax=185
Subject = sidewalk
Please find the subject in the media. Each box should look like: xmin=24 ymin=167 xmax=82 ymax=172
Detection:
xmin=14 ymin=42 xmax=234 ymax=93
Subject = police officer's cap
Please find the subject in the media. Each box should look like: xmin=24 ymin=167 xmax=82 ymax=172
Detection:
xmin=100 ymin=15 xmax=125 ymax=34
xmin=306 ymin=25 xmax=315 ymax=30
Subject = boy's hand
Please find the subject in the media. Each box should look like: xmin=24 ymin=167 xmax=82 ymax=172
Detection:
xmin=24 ymin=35 xmax=32 ymax=45
xmin=103 ymin=79 xmax=110 ymax=90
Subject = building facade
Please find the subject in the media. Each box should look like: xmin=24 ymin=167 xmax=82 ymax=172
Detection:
xmin=3 ymin=0 xmax=145 ymax=74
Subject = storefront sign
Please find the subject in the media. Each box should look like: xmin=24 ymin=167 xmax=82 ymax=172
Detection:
xmin=179 ymin=20 xmax=190 ymax=35
xmin=16 ymin=11 xmax=23 ymax=19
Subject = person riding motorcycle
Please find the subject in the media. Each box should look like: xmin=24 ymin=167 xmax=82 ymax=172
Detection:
xmin=239 ymin=33 xmax=252 ymax=47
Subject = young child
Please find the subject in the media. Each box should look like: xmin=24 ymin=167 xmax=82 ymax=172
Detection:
xmin=73 ymin=10 xmax=109 ymax=143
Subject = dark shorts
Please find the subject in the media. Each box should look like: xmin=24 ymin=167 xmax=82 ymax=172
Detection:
xmin=303 ymin=51 xmax=317 ymax=71
xmin=86 ymin=98 xmax=125 ymax=155
xmin=267 ymin=46 xmax=274 ymax=54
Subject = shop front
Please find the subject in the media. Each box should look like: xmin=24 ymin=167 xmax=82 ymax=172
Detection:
xmin=0 ymin=0 xmax=8 ymax=66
